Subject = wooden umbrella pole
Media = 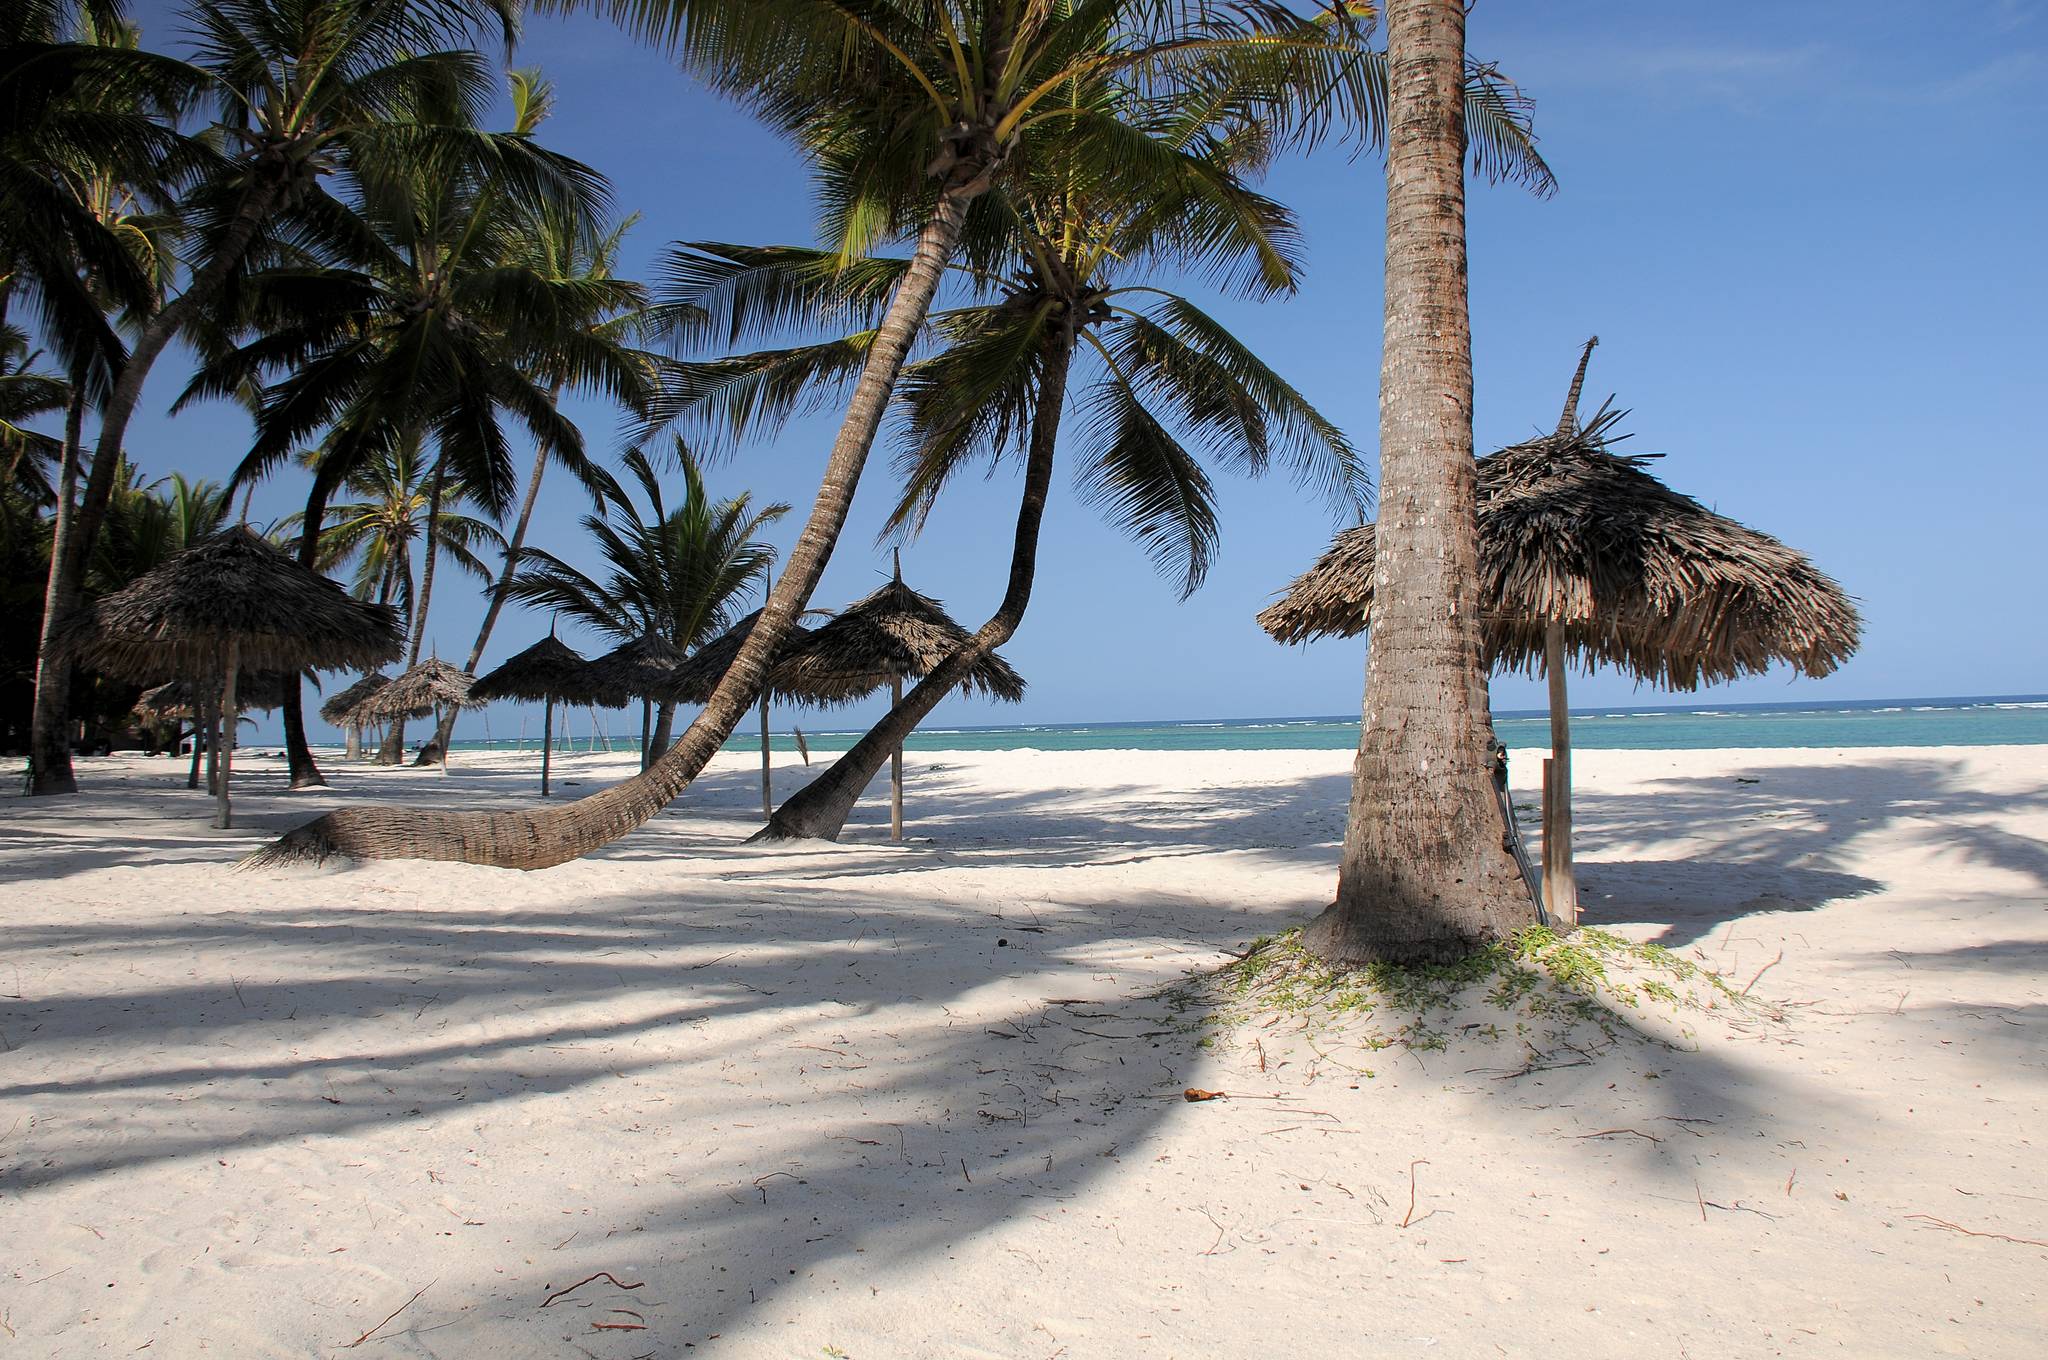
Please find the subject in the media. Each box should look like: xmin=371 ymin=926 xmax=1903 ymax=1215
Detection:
xmin=187 ymin=702 xmax=206 ymax=790
xmin=889 ymin=675 xmax=904 ymax=841
xmin=541 ymin=695 xmax=553 ymax=796
xmin=759 ymin=693 xmax=771 ymax=820
xmin=216 ymin=641 xmax=240 ymax=829
xmin=1544 ymin=622 xmax=1579 ymax=928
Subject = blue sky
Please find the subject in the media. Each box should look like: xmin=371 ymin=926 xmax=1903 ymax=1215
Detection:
xmin=114 ymin=1 xmax=2047 ymax=740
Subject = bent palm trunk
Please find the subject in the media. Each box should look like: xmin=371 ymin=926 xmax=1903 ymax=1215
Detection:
xmin=1306 ymin=0 xmax=1535 ymax=965
xmin=247 ymin=179 xmax=986 ymax=869
xmin=756 ymin=331 xmax=1073 ymax=842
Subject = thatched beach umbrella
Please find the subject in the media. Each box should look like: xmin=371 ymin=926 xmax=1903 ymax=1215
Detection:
xmin=320 ymin=672 xmax=391 ymax=761
xmin=1257 ymin=340 xmax=1861 ymax=923
xmin=773 ymin=558 xmax=1026 ymax=839
xmin=56 ymin=526 xmax=401 ymax=827
xmin=586 ymin=633 xmax=686 ymax=770
xmin=355 ymin=659 xmax=474 ymax=773
xmin=470 ymin=635 xmax=606 ymax=796
xmin=666 ymin=603 xmax=822 ymax=819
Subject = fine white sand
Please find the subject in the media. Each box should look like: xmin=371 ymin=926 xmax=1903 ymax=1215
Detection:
xmin=3 ymin=741 xmax=2044 ymax=1358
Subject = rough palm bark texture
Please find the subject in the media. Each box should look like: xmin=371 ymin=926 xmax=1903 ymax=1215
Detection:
xmin=248 ymin=182 xmax=985 ymax=869
xmin=757 ymin=328 xmax=1074 ymax=842
xmin=1306 ymin=0 xmax=1536 ymax=965
xmin=29 ymin=185 xmax=282 ymax=794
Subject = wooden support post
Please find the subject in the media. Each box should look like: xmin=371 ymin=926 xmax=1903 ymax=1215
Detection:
xmin=1544 ymin=622 xmax=1579 ymax=929
xmin=541 ymin=696 xmax=553 ymax=797
xmin=759 ymin=693 xmax=772 ymax=820
xmin=890 ymin=675 xmax=904 ymax=842
xmin=215 ymin=643 xmax=239 ymax=829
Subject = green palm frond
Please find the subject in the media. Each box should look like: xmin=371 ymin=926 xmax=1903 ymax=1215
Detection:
xmin=1073 ymin=344 xmax=1220 ymax=599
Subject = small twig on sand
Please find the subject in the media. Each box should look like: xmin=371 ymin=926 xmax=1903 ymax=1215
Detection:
xmin=343 ymin=1281 xmax=433 ymax=1348
xmin=1742 ymin=951 xmax=1784 ymax=996
xmin=1576 ymin=1128 xmax=1663 ymax=1144
xmin=1694 ymin=1178 xmax=1708 ymax=1223
xmin=1786 ymin=1169 xmax=1797 ymax=1196
xmin=1199 ymin=1208 xmax=1228 ymax=1256
xmin=1254 ymin=1037 xmax=1267 ymax=1073
xmin=1400 ymin=1160 xmax=1430 ymax=1229
xmin=1906 ymin=1214 xmax=2048 ymax=1248
xmin=540 ymin=1273 xmax=645 ymax=1309
xmin=960 ymin=1158 xmax=972 ymax=1184
xmin=753 ymin=1171 xmax=798 ymax=1204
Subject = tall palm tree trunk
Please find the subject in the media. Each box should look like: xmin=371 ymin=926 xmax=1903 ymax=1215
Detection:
xmin=649 ymin=699 xmax=676 ymax=763
xmin=757 ymin=329 xmax=1075 ymax=842
xmin=431 ymin=384 xmax=566 ymax=757
xmin=249 ymin=175 xmax=989 ymax=869
xmin=380 ymin=459 xmax=447 ymax=765
xmin=1306 ymin=0 xmax=1535 ymax=966
xmin=25 ymin=391 xmax=87 ymax=792
xmin=280 ymin=471 xmax=350 ymax=788
xmin=28 ymin=184 xmax=283 ymax=795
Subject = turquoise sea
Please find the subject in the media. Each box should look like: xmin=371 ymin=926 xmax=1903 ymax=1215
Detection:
xmin=452 ymin=695 xmax=2048 ymax=756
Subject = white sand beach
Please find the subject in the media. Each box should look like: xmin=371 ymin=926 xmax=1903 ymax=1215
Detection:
xmin=3 ymin=743 xmax=2044 ymax=1358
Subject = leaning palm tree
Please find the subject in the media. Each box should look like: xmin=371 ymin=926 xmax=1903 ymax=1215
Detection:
xmin=667 ymin=93 xmax=1369 ymax=839
xmin=193 ymin=66 xmax=627 ymax=785
xmin=25 ymin=0 xmax=541 ymax=795
xmin=251 ymin=0 xmax=1367 ymax=866
xmin=503 ymin=442 xmax=787 ymax=765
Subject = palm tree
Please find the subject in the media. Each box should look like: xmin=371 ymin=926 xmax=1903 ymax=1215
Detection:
xmin=1311 ymin=0 xmax=1538 ymax=965
xmin=0 ymin=322 xmax=69 ymax=501
xmin=249 ymin=0 xmax=1363 ymax=867
xmin=429 ymin=87 xmax=670 ymax=757
xmin=660 ymin=90 xmax=1367 ymax=840
xmin=192 ymin=64 xmax=630 ymax=784
xmin=24 ymin=0 xmax=545 ymax=795
xmin=280 ymin=440 xmax=503 ymax=762
xmin=503 ymin=441 xmax=787 ymax=765
xmin=278 ymin=439 xmax=504 ymax=632
xmin=12 ymin=1 xmax=197 ymax=793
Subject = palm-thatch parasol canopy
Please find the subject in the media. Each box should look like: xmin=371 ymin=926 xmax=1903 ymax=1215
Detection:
xmin=142 ymin=671 xmax=303 ymax=718
xmin=54 ymin=526 xmax=402 ymax=681
xmin=470 ymin=636 xmax=608 ymax=796
xmin=356 ymin=659 xmax=474 ymax=723
xmin=774 ymin=577 xmax=1027 ymax=706
xmin=51 ymin=525 xmax=402 ymax=828
xmin=586 ymin=633 xmax=686 ymax=706
xmin=1257 ymin=339 xmax=1861 ymax=926
xmin=1255 ymin=349 xmax=1861 ymax=689
xmin=320 ymin=672 xmax=391 ymax=727
xmin=470 ymin=636 xmax=607 ymax=705
xmin=664 ymin=609 xmax=820 ymax=706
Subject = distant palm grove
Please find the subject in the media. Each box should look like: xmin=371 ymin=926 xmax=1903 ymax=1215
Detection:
xmin=5 ymin=0 xmax=1559 ymax=963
